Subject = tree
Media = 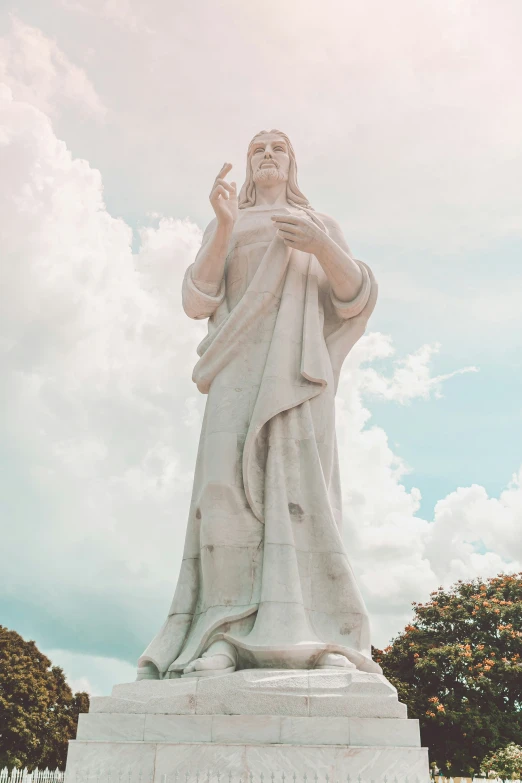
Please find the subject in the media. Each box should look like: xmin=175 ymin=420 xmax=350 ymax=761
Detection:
xmin=0 ymin=626 xmax=89 ymax=769
xmin=374 ymin=573 xmax=522 ymax=776
xmin=481 ymin=743 xmax=522 ymax=779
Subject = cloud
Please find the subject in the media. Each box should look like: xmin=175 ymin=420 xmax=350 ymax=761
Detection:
xmin=44 ymin=648 xmax=136 ymax=696
xmin=4 ymin=1 xmax=520 ymax=361
xmin=0 ymin=73 xmax=520 ymax=694
xmin=336 ymin=346 xmax=521 ymax=645
xmin=353 ymin=335 xmax=478 ymax=404
xmin=59 ymin=0 xmax=143 ymax=31
xmin=0 ymin=15 xmax=106 ymax=117
xmin=24 ymin=0 xmax=522 ymax=253
xmin=0 ymin=84 xmax=203 ymax=663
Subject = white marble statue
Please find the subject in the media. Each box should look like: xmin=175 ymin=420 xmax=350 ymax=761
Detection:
xmin=137 ymin=129 xmax=380 ymax=681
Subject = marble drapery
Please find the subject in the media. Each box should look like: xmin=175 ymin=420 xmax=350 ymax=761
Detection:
xmin=138 ymin=205 xmax=380 ymax=677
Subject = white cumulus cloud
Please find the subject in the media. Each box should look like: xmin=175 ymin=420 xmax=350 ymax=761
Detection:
xmin=355 ymin=336 xmax=478 ymax=404
xmin=0 ymin=15 xmax=106 ymax=118
xmin=336 ymin=345 xmax=521 ymax=645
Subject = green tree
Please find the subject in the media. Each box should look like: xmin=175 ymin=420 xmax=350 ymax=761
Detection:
xmin=481 ymin=743 xmax=522 ymax=779
xmin=0 ymin=626 xmax=89 ymax=769
xmin=374 ymin=573 xmax=522 ymax=776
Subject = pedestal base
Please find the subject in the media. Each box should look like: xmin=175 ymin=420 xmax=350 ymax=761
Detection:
xmin=89 ymin=669 xmax=407 ymax=718
xmin=66 ymin=671 xmax=430 ymax=782
xmin=66 ymin=740 xmax=429 ymax=782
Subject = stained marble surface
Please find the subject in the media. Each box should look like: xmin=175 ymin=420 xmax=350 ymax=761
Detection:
xmin=76 ymin=712 xmax=420 ymax=747
xmin=64 ymin=134 xmax=430 ymax=783
xmin=139 ymin=132 xmax=381 ymax=681
xmin=65 ymin=740 xmax=430 ymax=782
xmin=90 ymin=669 xmax=406 ymax=718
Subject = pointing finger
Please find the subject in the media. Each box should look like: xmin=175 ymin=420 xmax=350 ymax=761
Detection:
xmin=216 ymin=162 xmax=233 ymax=180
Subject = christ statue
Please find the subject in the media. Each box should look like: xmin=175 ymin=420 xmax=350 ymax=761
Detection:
xmin=137 ymin=129 xmax=380 ymax=680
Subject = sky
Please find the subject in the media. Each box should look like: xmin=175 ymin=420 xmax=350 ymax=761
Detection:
xmin=0 ymin=0 xmax=521 ymax=696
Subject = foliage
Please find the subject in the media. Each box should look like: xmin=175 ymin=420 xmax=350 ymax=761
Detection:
xmin=374 ymin=573 xmax=522 ymax=775
xmin=481 ymin=743 xmax=522 ymax=779
xmin=0 ymin=626 xmax=89 ymax=770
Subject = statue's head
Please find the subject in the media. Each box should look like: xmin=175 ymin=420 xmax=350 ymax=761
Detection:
xmin=238 ymin=129 xmax=312 ymax=210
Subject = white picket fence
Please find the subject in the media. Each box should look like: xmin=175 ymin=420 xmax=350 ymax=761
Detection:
xmin=1 ymin=772 xmax=521 ymax=783
xmin=0 ymin=770 xmax=64 ymax=783
xmin=434 ymin=779 xmax=522 ymax=783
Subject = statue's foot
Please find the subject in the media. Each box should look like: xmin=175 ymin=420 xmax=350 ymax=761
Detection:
xmin=136 ymin=661 xmax=160 ymax=680
xmin=181 ymin=640 xmax=237 ymax=678
xmin=315 ymin=652 xmax=357 ymax=670
xmin=183 ymin=654 xmax=235 ymax=674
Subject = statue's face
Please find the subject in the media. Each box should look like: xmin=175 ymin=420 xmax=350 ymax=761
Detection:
xmin=250 ymin=133 xmax=290 ymax=185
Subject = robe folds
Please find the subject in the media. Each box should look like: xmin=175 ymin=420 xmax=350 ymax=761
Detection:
xmin=138 ymin=204 xmax=381 ymax=677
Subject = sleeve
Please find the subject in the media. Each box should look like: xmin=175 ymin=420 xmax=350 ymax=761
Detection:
xmin=325 ymin=260 xmax=378 ymax=389
xmin=317 ymin=214 xmax=374 ymax=321
xmin=182 ymin=263 xmax=226 ymax=320
xmin=329 ymin=259 xmax=372 ymax=320
xmin=181 ymin=218 xmax=226 ymax=320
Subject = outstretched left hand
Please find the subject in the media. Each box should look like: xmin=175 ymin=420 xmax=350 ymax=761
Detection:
xmin=271 ymin=214 xmax=329 ymax=255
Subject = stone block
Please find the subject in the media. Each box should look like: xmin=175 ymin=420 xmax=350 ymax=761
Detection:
xmin=211 ymin=715 xmax=281 ymax=744
xmin=280 ymin=716 xmax=350 ymax=745
xmin=349 ymin=717 xmax=420 ymax=747
xmin=144 ymin=714 xmax=213 ymax=743
xmin=76 ymin=713 xmax=145 ymax=741
xmin=65 ymin=741 xmax=156 ymax=783
xmin=95 ymin=670 xmax=407 ymax=719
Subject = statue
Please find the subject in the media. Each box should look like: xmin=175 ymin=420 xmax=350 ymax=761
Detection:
xmin=66 ymin=129 xmax=429 ymax=781
xmin=137 ymin=129 xmax=380 ymax=680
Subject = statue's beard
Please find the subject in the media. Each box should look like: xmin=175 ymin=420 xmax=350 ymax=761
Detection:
xmin=253 ymin=165 xmax=287 ymax=185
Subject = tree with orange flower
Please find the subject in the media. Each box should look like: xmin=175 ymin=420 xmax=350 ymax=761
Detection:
xmin=374 ymin=573 xmax=522 ymax=775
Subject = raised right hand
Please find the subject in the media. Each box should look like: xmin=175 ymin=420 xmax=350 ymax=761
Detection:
xmin=209 ymin=163 xmax=238 ymax=227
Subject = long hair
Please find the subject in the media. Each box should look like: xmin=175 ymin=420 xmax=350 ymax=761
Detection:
xmin=238 ymin=129 xmax=313 ymax=210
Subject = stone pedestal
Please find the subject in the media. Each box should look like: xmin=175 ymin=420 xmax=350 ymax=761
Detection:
xmin=65 ymin=670 xmax=430 ymax=782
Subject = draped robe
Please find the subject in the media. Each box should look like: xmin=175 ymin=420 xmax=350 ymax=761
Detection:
xmin=138 ymin=204 xmax=381 ymax=677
